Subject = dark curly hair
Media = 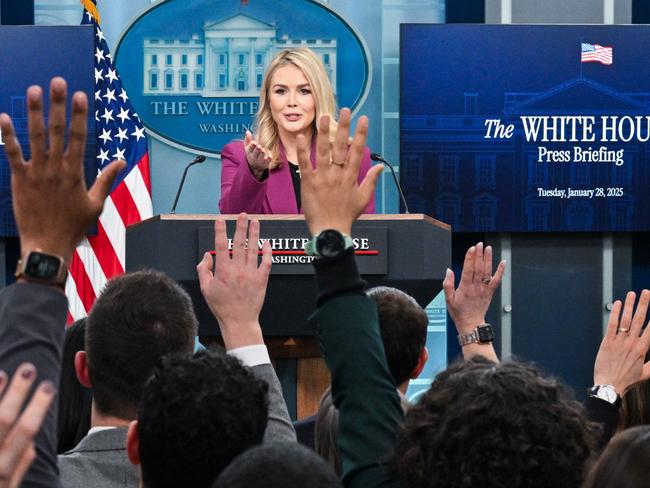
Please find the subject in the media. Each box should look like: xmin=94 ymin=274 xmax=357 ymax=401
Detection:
xmin=583 ymin=425 xmax=650 ymax=488
xmin=137 ymin=348 xmax=269 ymax=488
xmin=395 ymin=357 xmax=597 ymax=488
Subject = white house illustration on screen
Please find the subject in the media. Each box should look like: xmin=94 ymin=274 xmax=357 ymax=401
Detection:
xmin=142 ymin=13 xmax=337 ymax=97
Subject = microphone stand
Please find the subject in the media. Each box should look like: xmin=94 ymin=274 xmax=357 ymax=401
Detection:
xmin=170 ymin=155 xmax=206 ymax=214
xmin=370 ymin=153 xmax=410 ymax=214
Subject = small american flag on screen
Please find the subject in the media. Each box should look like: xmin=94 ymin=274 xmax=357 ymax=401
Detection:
xmin=581 ymin=43 xmax=613 ymax=65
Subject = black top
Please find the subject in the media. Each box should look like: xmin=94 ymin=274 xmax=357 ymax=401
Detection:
xmin=288 ymin=161 xmax=301 ymax=211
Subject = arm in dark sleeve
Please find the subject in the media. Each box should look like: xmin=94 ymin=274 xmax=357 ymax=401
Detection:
xmin=311 ymin=250 xmax=405 ymax=488
xmin=0 ymin=283 xmax=67 ymax=488
xmin=585 ymin=396 xmax=619 ymax=451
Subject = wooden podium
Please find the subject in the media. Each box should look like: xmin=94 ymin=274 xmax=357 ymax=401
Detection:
xmin=126 ymin=214 xmax=450 ymax=418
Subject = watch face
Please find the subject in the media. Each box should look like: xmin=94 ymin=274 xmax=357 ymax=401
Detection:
xmin=25 ymin=252 xmax=62 ymax=280
xmin=477 ymin=325 xmax=494 ymax=343
xmin=316 ymin=230 xmax=345 ymax=258
xmin=598 ymin=386 xmax=618 ymax=404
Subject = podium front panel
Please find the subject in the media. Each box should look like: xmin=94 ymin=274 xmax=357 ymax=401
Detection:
xmin=126 ymin=214 xmax=450 ymax=336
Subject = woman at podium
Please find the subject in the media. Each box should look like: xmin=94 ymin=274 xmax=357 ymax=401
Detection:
xmin=219 ymin=48 xmax=376 ymax=215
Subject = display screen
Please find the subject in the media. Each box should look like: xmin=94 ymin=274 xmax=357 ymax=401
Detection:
xmin=400 ymin=24 xmax=650 ymax=232
xmin=0 ymin=26 xmax=95 ymax=236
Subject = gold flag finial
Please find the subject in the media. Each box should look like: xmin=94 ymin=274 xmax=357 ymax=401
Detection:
xmin=80 ymin=0 xmax=100 ymax=25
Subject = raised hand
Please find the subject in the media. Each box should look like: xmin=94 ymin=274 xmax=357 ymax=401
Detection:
xmin=0 ymin=77 xmax=124 ymax=265
xmin=196 ymin=213 xmax=272 ymax=350
xmin=297 ymin=108 xmax=383 ymax=236
xmin=594 ymin=290 xmax=650 ymax=396
xmin=244 ymin=131 xmax=272 ymax=180
xmin=0 ymin=363 xmax=56 ymax=488
xmin=442 ymin=242 xmax=505 ymax=361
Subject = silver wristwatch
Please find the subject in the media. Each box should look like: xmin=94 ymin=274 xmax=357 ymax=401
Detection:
xmin=588 ymin=384 xmax=619 ymax=405
xmin=458 ymin=324 xmax=494 ymax=347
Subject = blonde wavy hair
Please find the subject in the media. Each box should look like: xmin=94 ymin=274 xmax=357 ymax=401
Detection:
xmin=254 ymin=48 xmax=338 ymax=169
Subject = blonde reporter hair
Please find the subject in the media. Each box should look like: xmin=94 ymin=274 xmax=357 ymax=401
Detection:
xmin=254 ymin=48 xmax=338 ymax=169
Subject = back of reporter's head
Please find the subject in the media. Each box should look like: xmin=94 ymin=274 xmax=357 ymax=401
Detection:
xmin=134 ymin=348 xmax=269 ymax=488
xmin=583 ymin=426 xmax=650 ymax=488
xmin=395 ymin=356 xmax=598 ymax=488
xmin=314 ymin=387 xmax=341 ymax=476
xmin=367 ymin=286 xmax=428 ymax=386
xmin=85 ymin=270 xmax=197 ymax=419
xmin=213 ymin=441 xmax=342 ymax=488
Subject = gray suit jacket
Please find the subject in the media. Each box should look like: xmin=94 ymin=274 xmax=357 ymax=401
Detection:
xmin=56 ymin=362 xmax=294 ymax=488
xmin=251 ymin=363 xmax=296 ymax=443
xmin=58 ymin=427 xmax=138 ymax=488
xmin=0 ymin=281 xmax=293 ymax=488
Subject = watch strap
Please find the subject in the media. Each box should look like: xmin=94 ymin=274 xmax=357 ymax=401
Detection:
xmin=458 ymin=330 xmax=479 ymax=347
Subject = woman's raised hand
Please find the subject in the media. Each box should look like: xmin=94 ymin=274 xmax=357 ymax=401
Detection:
xmin=244 ymin=131 xmax=272 ymax=179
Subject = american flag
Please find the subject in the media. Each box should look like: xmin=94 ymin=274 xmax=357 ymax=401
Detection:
xmin=67 ymin=0 xmax=153 ymax=321
xmin=581 ymin=43 xmax=613 ymax=65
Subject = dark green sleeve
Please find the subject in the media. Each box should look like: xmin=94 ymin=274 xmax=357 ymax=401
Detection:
xmin=311 ymin=251 xmax=406 ymax=488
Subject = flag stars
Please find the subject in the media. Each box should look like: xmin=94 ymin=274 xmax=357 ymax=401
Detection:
xmin=95 ymin=90 xmax=101 ymax=102
xmin=117 ymin=107 xmax=130 ymax=123
xmin=94 ymin=68 xmax=104 ymax=83
xmin=132 ymin=126 xmax=145 ymax=141
xmin=103 ymin=88 xmax=116 ymax=104
xmin=97 ymin=149 xmax=110 ymax=164
xmin=95 ymin=47 xmax=105 ymax=63
xmin=119 ymin=89 xmax=128 ymax=103
xmin=113 ymin=148 xmax=126 ymax=161
xmin=106 ymin=68 xmax=118 ymax=84
xmin=98 ymin=129 xmax=112 ymax=144
xmin=100 ymin=108 xmax=114 ymax=123
xmin=115 ymin=128 xmax=129 ymax=143
xmin=96 ymin=28 xmax=105 ymax=43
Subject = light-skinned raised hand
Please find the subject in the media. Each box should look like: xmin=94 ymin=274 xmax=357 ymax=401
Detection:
xmin=594 ymin=289 xmax=650 ymax=396
xmin=442 ymin=242 xmax=505 ymax=362
xmin=296 ymin=108 xmax=383 ymax=236
xmin=196 ymin=213 xmax=272 ymax=350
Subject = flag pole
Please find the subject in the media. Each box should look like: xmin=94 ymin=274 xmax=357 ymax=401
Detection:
xmin=579 ymin=38 xmax=583 ymax=80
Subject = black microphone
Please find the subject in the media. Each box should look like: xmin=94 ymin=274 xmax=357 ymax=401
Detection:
xmin=170 ymin=155 xmax=207 ymax=213
xmin=370 ymin=153 xmax=410 ymax=214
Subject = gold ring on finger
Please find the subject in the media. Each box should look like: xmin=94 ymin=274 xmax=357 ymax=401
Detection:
xmin=618 ymin=327 xmax=630 ymax=333
xmin=481 ymin=277 xmax=492 ymax=285
xmin=331 ymin=160 xmax=345 ymax=166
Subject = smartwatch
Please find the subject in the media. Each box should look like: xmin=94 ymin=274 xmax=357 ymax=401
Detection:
xmin=304 ymin=229 xmax=354 ymax=258
xmin=588 ymin=384 xmax=620 ymax=405
xmin=15 ymin=250 xmax=67 ymax=287
xmin=458 ymin=324 xmax=494 ymax=347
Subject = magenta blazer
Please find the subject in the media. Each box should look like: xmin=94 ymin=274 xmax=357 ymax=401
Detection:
xmin=219 ymin=140 xmax=376 ymax=214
